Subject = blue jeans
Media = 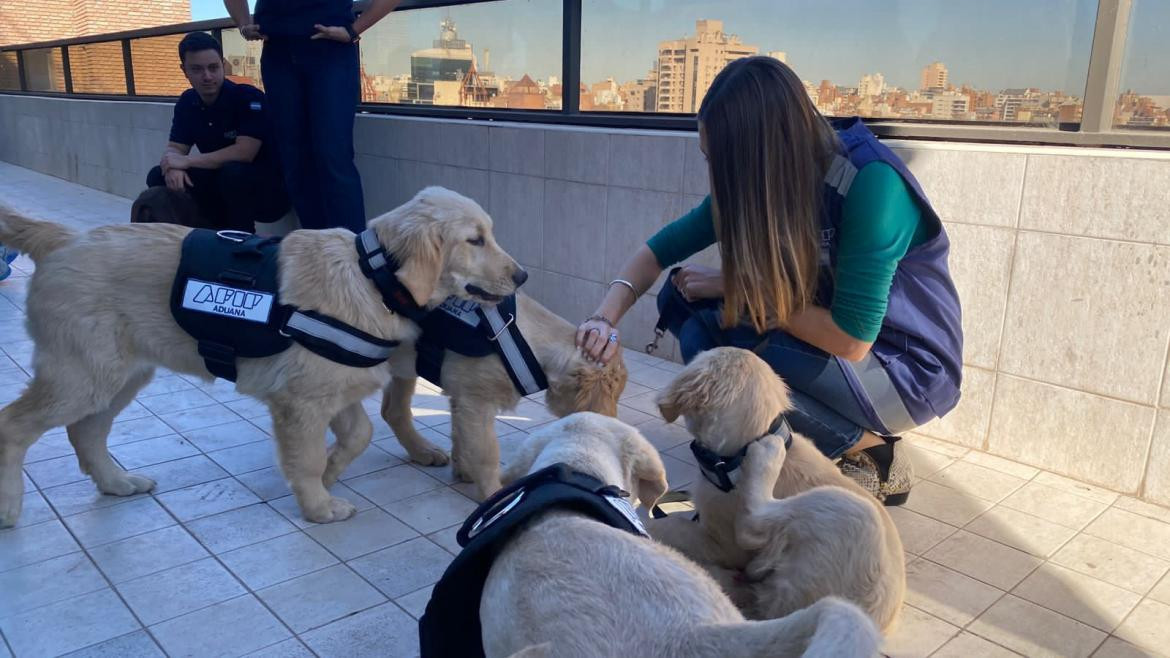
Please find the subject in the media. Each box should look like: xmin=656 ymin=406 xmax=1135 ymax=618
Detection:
xmin=260 ymin=37 xmax=365 ymax=232
xmin=658 ymin=274 xmax=911 ymax=459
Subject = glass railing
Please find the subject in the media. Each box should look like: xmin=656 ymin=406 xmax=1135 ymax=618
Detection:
xmin=0 ymin=0 xmax=1166 ymax=146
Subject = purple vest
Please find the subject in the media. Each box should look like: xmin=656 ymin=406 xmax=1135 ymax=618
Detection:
xmin=817 ymin=117 xmax=964 ymax=425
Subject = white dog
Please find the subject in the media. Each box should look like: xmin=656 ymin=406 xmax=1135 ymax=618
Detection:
xmin=650 ymin=347 xmax=906 ymax=632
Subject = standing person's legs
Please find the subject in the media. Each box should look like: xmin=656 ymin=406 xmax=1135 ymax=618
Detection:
xmin=301 ymin=40 xmax=365 ymax=232
xmin=261 ymin=39 xmax=327 ymax=229
xmin=215 ymin=161 xmax=290 ymax=231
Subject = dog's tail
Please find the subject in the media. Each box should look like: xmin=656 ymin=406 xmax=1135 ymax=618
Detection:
xmin=689 ymin=597 xmax=881 ymax=658
xmin=0 ymin=203 xmax=77 ymax=261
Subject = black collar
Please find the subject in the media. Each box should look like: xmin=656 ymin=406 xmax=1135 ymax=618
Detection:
xmin=690 ymin=415 xmax=793 ymax=493
xmin=355 ymin=229 xmax=429 ymax=322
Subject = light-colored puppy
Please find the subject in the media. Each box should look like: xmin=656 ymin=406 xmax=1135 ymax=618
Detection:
xmin=0 ymin=187 xmax=523 ymax=527
xmin=650 ymin=347 xmax=906 ymax=632
xmin=479 ymin=412 xmax=882 ymax=658
xmin=381 ymin=292 xmax=628 ymax=500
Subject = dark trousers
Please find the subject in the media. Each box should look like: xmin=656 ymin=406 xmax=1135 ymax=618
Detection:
xmin=260 ymin=37 xmax=365 ymax=232
xmin=146 ymin=161 xmax=289 ymax=232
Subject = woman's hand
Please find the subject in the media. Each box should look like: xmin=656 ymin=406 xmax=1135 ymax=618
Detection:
xmin=674 ymin=264 xmax=724 ymax=301
xmin=311 ymin=24 xmax=353 ymax=42
xmin=240 ymin=23 xmax=265 ymax=40
xmin=576 ymin=317 xmax=620 ymax=365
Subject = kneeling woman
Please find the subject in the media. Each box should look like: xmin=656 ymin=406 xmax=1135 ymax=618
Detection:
xmin=577 ymin=56 xmax=962 ymax=505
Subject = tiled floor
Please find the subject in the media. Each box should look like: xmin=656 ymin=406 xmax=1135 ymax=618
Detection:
xmin=1 ymin=162 xmax=1169 ymax=657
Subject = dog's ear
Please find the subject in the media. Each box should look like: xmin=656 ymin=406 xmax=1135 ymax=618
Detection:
xmin=500 ymin=430 xmax=556 ymax=485
xmin=393 ymin=221 xmax=443 ymax=306
xmin=628 ymin=432 xmax=668 ymax=510
xmin=655 ymin=365 xmax=708 ymax=423
xmin=569 ymin=354 xmax=628 ymax=417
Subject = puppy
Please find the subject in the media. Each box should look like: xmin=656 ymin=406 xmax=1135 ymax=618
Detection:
xmin=478 ymin=412 xmax=882 ymax=658
xmin=0 ymin=187 xmax=523 ymax=527
xmin=381 ymin=292 xmax=628 ymax=500
xmin=650 ymin=347 xmax=906 ymax=632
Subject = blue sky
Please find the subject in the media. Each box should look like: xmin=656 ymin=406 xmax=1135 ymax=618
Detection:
xmin=190 ymin=0 xmax=1169 ymax=95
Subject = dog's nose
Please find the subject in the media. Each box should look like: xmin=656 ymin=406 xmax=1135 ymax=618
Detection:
xmin=512 ymin=268 xmax=529 ymax=287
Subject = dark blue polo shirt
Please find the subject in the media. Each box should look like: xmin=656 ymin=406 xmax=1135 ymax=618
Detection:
xmin=255 ymin=0 xmax=356 ymax=38
xmin=169 ymin=79 xmax=275 ymax=168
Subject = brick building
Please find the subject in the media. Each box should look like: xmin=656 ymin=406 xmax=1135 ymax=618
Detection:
xmin=1 ymin=1 xmax=191 ymax=95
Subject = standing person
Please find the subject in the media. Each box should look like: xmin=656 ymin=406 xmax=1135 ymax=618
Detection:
xmin=577 ymin=57 xmax=963 ymax=506
xmin=224 ymin=0 xmax=402 ymax=232
xmin=142 ymin=31 xmax=289 ymax=232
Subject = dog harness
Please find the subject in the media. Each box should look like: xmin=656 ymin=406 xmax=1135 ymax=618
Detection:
xmin=690 ymin=415 xmax=794 ymax=493
xmin=418 ymin=463 xmax=648 ymax=658
xmin=170 ymin=228 xmax=413 ymax=381
xmin=414 ymin=294 xmax=548 ymax=396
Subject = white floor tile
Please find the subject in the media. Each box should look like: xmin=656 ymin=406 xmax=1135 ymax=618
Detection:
xmin=905 ymin=558 xmax=1004 ymax=626
xmin=117 ymin=557 xmax=247 ymax=625
xmin=219 ymin=532 xmax=338 ymax=590
xmin=968 ymin=595 xmax=1107 ymax=658
xmin=182 ymin=420 xmax=271 ymax=453
xmin=0 ymin=553 xmax=107 ymax=618
xmin=109 ymin=434 xmax=199 ymax=470
xmin=300 ymin=602 xmax=419 ymax=658
xmin=150 ymin=595 xmax=290 ymax=658
xmin=0 ymin=519 xmax=80 ymax=572
xmin=156 ymin=477 xmax=261 ymax=522
xmin=1113 ymin=599 xmax=1170 ymax=656
xmin=925 ymin=531 xmax=1043 ymax=591
xmin=130 ymin=454 xmax=229 ymax=494
xmin=1051 ymin=534 xmax=1170 ymax=595
xmin=881 ymin=604 xmax=959 ymax=657
xmin=186 ymin=503 xmax=298 ymax=554
xmin=207 ymin=440 xmax=278 ymax=475
xmin=256 ymin=564 xmax=386 ymax=633
xmin=62 ymin=497 xmax=175 ymax=548
xmin=88 ymin=525 xmax=208 ymax=584
xmin=348 ymin=536 xmax=453 ymax=598
xmin=0 ymin=589 xmax=140 ymax=658
xmin=1013 ymin=563 xmax=1141 ymax=632
xmin=388 ymin=488 xmax=478 ymax=535
xmin=59 ymin=630 xmax=164 ymax=657
xmin=346 ymin=464 xmax=445 ymax=507
xmin=304 ymin=508 xmax=417 ymax=560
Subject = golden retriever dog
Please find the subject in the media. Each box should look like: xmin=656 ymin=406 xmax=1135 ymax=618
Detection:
xmin=478 ymin=412 xmax=882 ymax=658
xmin=380 ymin=292 xmax=628 ymax=500
xmin=0 ymin=187 xmax=523 ymax=527
xmin=650 ymin=347 xmax=906 ymax=633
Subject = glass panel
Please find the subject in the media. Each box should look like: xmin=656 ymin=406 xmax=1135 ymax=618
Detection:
xmin=1114 ymin=0 xmax=1169 ymax=130
xmin=21 ymin=47 xmax=65 ymax=92
xmin=221 ymin=29 xmax=264 ymax=90
xmin=581 ymin=0 xmax=1096 ymax=126
xmin=0 ymin=52 xmax=20 ymax=90
xmin=68 ymin=41 xmax=127 ymax=94
xmin=359 ymin=0 xmax=562 ymax=108
xmin=131 ymin=35 xmax=190 ymax=96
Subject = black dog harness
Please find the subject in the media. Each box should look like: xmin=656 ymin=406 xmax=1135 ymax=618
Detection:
xmin=419 ymin=463 xmax=648 ymax=658
xmin=414 ymin=295 xmax=548 ymax=396
xmin=170 ymin=229 xmax=409 ymax=381
xmin=690 ymin=415 xmax=794 ymax=492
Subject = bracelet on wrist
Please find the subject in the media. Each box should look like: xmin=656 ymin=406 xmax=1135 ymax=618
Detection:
xmin=585 ymin=314 xmax=614 ymax=327
xmin=608 ymin=278 xmax=639 ymax=301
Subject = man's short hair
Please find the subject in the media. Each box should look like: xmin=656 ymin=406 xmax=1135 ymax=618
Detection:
xmin=178 ymin=32 xmax=223 ymax=64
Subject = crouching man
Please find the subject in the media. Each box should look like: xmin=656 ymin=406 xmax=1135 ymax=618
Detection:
xmin=139 ymin=31 xmax=289 ymax=231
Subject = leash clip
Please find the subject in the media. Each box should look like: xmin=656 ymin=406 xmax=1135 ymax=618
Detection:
xmin=645 ymin=327 xmax=665 ymax=355
xmin=488 ymin=313 xmax=515 ymax=341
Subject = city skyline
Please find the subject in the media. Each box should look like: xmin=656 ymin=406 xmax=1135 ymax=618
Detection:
xmin=188 ymin=0 xmax=1170 ymax=96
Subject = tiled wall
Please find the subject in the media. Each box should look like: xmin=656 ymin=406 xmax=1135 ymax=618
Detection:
xmin=1 ymin=95 xmax=1168 ymax=506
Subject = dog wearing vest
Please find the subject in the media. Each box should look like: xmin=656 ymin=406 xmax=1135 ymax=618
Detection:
xmin=0 ymin=187 xmax=525 ymax=527
xmin=648 ymin=347 xmax=906 ymax=633
xmin=380 ymin=291 xmax=628 ymax=501
xmin=421 ymin=412 xmax=880 ymax=658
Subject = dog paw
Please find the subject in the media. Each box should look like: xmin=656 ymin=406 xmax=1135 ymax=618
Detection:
xmin=408 ymin=445 xmax=450 ymax=467
xmin=304 ymin=496 xmax=357 ymax=524
xmin=0 ymin=496 xmax=22 ymax=529
xmin=97 ymin=473 xmax=157 ymax=497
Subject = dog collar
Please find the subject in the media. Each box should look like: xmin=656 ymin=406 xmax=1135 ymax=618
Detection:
xmin=355 ymin=229 xmax=429 ymax=322
xmin=690 ymin=415 xmax=793 ymax=493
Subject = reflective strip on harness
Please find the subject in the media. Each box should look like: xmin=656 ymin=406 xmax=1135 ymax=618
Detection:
xmin=285 ymin=311 xmax=396 ymax=362
xmin=360 ymin=229 xmax=387 ymax=270
xmin=480 ymin=306 xmax=542 ymax=396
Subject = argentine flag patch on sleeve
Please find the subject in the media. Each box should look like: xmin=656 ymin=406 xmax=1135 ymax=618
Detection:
xmin=181 ymin=278 xmax=274 ymax=323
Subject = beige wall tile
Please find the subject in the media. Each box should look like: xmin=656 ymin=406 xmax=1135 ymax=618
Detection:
xmin=895 ymin=147 xmax=1026 ymax=228
xmin=999 ymin=482 xmax=1110 ymax=530
xmin=435 ymin=122 xmax=490 ymax=170
xmin=988 ymin=376 xmax=1155 ymax=493
xmin=968 ymin=595 xmax=1106 ymax=658
xmin=1092 ymin=637 xmax=1159 ymax=658
xmin=603 ymin=187 xmax=681 ymax=278
xmin=917 ymin=367 xmax=995 ymax=450
xmin=1020 ymin=155 xmax=1170 ymax=244
xmin=999 ymin=234 xmax=1170 ymax=404
xmin=542 ymin=180 xmax=607 ymax=281
xmin=945 ymin=223 xmax=1015 ymax=370
xmin=1050 ymin=534 xmax=1169 ymax=595
xmin=965 ymin=506 xmax=1078 ymax=558
xmin=544 ymin=129 xmax=609 ymax=185
xmin=489 ymin=172 xmax=544 ymax=269
xmin=490 ymin=126 xmax=545 ymax=177
xmin=928 ymin=460 xmax=1027 ymax=502
xmin=681 ymin=136 xmax=709 ymax=196
xmin=1162 ymin=356 xmax=1170 ymax=408
xmin=1141 ymin=411 xmax=1170 ymax=507
xmin=535 ymin=272 xmax=605 ymax=336
xmin=1150 ymin=571 xmax=1170 ymax=605
xmin=905 ymin=558 xmax=1004 ymax=626
xmin=607 ymin=134 xmax=685 ymax=193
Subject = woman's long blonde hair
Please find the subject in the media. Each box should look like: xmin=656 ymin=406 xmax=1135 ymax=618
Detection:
xmin=698 ymin=56 xmax=837 ymax=333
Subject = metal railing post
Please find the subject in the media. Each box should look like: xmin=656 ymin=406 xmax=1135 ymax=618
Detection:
xmin=61 ymin=46 xmax=73 ymax=94
xmin=15 ymin=50 xmax=27 ymax=91
xmin=122 ymin=38 xmax=136 ymax=95
xmin=1081 ymin=0 xmax=1133 ymax=133
xmin=561 ymin=0 xmax=581 ymax=115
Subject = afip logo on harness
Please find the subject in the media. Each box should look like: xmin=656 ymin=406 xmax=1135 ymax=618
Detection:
xmin=437 ymin=296 xmax=481 ymax=327
xmin=181 ymin=278 xmax=274 ymax=323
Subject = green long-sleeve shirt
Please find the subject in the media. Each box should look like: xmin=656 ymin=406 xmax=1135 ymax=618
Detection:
xmin=647 ymin=162 xmax=932 ymax=342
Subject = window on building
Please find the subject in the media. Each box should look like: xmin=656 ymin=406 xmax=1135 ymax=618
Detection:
xmin=220 ymin=29 xmax=264 ymax=90
xmin=358 ymin=0 xmax=562 ymax=109
xmin=21 ymin=47 xmax=66 ymax=93
xmin=580 ymin=0 xmax=1097 ymax=125
xmin=0 ymin=52 xmax=19 ymax=91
